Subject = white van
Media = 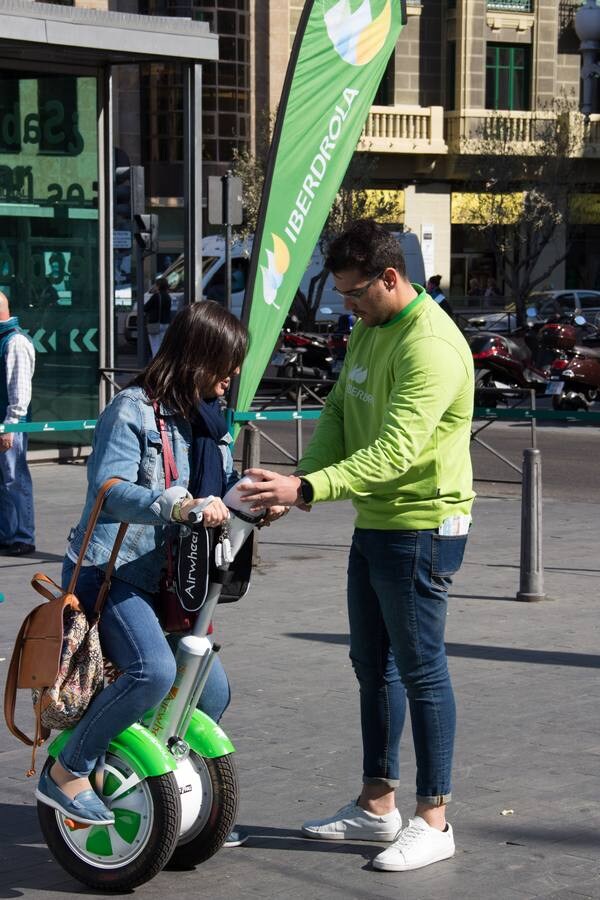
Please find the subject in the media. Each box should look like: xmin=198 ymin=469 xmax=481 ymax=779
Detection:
xmin=304 ymin=230 xmax=425 ymax=322
xmin=123 ymin=231 xmax=425 ymax=341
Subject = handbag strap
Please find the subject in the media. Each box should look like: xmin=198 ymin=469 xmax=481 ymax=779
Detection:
xmin=153 ymin=401 xmax=179 ymax=485
xmin=91 ymin=521 xmax=129 ymax=622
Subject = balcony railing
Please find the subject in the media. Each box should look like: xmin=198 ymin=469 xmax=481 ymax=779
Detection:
xmin=445 ymin=109 xmax=556 ymax=154
xmin=487 ymin=0 xmax=532 ymax=10
xmin=445 ymin=109 xmax=600 ymax=158
xmin=358 ymin=105 xmax=447 ymax=155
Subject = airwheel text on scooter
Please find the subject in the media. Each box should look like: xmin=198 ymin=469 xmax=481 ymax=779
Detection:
xmin=36 ymin=477 xmax=265 ymax=892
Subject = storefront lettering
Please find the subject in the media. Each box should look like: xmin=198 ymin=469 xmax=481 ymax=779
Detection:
xmin=0 ymin=165 xmax=32 ymax=202
xmin=1 ymin=101 xmax=84 ymax=155
xmin=0 ymin=164 xmax=93 ymax=207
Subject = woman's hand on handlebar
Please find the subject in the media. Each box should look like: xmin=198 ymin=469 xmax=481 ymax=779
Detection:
xmin=179 ymin=497 xmax=230 ymax=527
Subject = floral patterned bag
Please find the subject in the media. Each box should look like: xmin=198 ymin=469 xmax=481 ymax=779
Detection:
xmin=3 ymin=479 xmax=128 ymax=775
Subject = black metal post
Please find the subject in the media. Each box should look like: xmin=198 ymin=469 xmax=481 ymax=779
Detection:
xmin=183 ymin=63 xmax=203 ymax=305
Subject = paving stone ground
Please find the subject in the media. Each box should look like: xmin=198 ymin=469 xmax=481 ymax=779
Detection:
xmin=1 ymin=462 xmax=599 ymax=899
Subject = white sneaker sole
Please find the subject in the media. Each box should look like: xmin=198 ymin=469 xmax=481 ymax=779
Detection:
xmin=302 ymin=826 xmax=398 ymax=842
xmin=372 ymin=846 xmax=455 ymax=872
xmin=35 ymin=789 xmax=115 ymax=827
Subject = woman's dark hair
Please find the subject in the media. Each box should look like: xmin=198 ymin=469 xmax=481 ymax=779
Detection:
xmin=428 ymin=275 xmax=442 ymax=288
xmin=325 ymin=219 xmax=407 ymax=279
xmin=136 ymin=301 xmax=248 ymax=417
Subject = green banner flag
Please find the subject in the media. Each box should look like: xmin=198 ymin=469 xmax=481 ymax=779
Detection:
xmin=233 ymin=0 xmax=407 ymax=419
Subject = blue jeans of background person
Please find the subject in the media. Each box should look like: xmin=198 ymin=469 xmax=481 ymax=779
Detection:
xmin=0 ymin=432 xmax=34 ymax=544
xmin=347 ymin=528 xmax=467 ymax=805
xmin=59 ymin=560 xmax=177 ymax=777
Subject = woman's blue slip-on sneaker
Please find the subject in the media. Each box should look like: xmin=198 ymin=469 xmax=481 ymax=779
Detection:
xmin=35 ymin=768 xmax=115 ymax=826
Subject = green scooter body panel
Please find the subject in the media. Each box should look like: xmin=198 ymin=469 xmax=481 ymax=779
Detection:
xmin=184 ymin=709 xmax=235 ymax=758
xmin=46 ymin=722 xmax=176 ymax=778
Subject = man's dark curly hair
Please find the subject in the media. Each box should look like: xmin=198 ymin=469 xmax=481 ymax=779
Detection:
xmin=325 ymin=219 xmax=407 ymax=279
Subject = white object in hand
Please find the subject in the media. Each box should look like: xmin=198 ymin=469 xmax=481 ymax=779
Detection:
xmin=223 ymin=475 xmax=266 ymax=519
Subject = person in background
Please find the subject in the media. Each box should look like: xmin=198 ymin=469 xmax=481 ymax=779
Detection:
xmin=426 ymin=275 xmax=454 ymax=319
xmin=484 ymin=277 xmax=501 ymax=306
xmin=467 ymin=277 xmax=484 ymax=298
xmin=0 ymin=291 xmax=36 ymax=556
xmin=144 ymin=276 xmax=172 ymax=357
xmin=238 ymin=219 xmax=474 ymax=874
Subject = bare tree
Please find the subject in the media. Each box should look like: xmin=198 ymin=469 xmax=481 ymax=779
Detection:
xmin=463 ymin=98 xmax=584 ymax=326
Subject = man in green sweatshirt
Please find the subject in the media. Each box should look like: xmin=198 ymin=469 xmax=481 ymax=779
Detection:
xmin=238 ymin=219 xmax=474 ymax=873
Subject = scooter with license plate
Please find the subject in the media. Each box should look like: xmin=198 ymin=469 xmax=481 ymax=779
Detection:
xmin=36 ymin=479 xmax=263 ymax=892
xmin=544 ymin=315 xmax=600 ymax=410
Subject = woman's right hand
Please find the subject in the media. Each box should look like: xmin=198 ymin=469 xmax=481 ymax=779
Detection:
xmin=179 ymin=496 xmax=230 ymax=527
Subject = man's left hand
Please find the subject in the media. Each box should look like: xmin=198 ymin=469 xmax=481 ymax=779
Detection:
xmin=238 ymin=468 xmax=302 ymax=510
xmin=0 ymin=433 xmax=14 ymax=453
xmin=260 ymin=505 xmax=290 ymax=527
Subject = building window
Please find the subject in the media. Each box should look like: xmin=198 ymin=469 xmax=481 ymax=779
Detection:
xmin=140 ymin=1 xmax=250 ymax=174
xmin=558 ymin=0 xmax=580 ymax=54
xmin=485 ymin=44 xmax=531 ymax=111
xmin=446 ymin=41 xmax=456 ymax=111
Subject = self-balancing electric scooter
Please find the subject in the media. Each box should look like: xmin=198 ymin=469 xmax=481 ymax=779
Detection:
xmin=37 ymin=481 xmax=262 ymax=891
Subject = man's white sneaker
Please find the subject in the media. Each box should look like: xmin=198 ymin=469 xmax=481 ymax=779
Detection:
xmin=301 ymin=800 xmax=401 ymax=842
xmin=372 ymin=816 xmax=455 ymax=871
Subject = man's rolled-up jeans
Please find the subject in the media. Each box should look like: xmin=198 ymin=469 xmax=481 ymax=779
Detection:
xmin=347 ymin=527 xmax=467 ymax=806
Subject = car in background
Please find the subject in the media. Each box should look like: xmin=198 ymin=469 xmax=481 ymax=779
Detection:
xmin=124 ymin=238 xmax=252 ymax=343
xmin=466 ymin=290 xmax=600 ymax=333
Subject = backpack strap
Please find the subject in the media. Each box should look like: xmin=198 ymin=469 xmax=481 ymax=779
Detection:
xmin=65 ymin=477 xmax=125 ymax=595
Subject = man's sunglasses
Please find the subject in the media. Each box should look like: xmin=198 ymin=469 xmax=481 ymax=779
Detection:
xmin=331 ymin=271 xmax=385 ymax=301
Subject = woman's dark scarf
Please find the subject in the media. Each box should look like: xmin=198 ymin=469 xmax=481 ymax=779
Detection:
xmin=188 ymin=399 xmax=228 ymax=499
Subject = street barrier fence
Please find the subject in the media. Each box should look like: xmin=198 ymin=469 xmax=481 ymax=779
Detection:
xmin=3 ymin=407 xmax=600 ymax=435
xmin=4 ymin=407 xmax=598 ymax=605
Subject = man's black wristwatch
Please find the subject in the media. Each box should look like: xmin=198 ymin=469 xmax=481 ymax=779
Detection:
xmin=298 ymin=477 xmax=314 ymax=505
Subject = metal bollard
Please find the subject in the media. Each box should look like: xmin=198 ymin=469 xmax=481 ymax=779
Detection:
xmin=241 ymin=423 xmax=261 ymax=471
xmin=516 ymin=448 xmax=547 ymax=602
xmin=240 ymin=424 xmax=261 ymax=565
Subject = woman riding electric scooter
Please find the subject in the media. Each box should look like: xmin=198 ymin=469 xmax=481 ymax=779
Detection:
xmin=35 ymin=301 xmax=284 ymax=887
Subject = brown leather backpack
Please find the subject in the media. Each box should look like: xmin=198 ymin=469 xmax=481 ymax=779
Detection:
xmin=3 ymin=478 xmax=128 ymax=775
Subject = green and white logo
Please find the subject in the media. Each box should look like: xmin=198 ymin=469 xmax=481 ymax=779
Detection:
xmin=325 ymin=0 xmax=392 ymax=67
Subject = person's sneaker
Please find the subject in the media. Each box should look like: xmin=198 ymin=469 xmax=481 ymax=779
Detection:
xmin=301 ymin=800 xmax=401 ymax=842
xmin=222 ymin=828 xmax=248 ymax=848
xmin=372 ymin=816 xmax=455 ymax=871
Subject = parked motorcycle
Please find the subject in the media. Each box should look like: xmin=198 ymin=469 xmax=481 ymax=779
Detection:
xmin=468 ymin=329 xmax=549 ymax=406
xmin=543 ymin=315 xmax=600 ymax=410
xmin=37 ymin=481 xmax=263 ymax=891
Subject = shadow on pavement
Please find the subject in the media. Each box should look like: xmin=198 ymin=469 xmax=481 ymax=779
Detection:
xmin=0 ymin=552 xmax=64 ymax=566
xmin=239 ymin=824 xmax=378 ymax=860
xmin=0 ymin=804 xmax=80 ymax=897
xmin=285 ymin=633 xmax=600 ymax=669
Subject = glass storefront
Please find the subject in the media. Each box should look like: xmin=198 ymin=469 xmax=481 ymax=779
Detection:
xmin=0 ymin=70 xmax=99 ymax=445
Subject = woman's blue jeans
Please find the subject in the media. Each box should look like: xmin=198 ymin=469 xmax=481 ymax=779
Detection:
xmin=347 ymin=528 xmax=467 ymax=806
xmin=58 ymin=560 xmax=230 ymax=777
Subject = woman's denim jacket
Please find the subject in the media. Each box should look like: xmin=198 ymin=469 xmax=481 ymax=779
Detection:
xmin=68 ymin=386 xmax=234 ymax=594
